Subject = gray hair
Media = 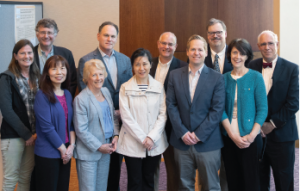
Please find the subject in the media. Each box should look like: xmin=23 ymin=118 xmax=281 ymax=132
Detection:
xmin=257 ymin=30 xmax=278 ymax=43
xmin=159 ymin=32 xmax=177 ymax=44
xmin=82 ymin=59 xmax=107 ymax=84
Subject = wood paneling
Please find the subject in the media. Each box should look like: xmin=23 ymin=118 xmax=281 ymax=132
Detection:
xmin=218 ymin=0 xmax=273 ymax=51
xmin=165 ymin=0 xmax=218 ymax=52
xmin=120 ymin=0 xmax=165 ymax=58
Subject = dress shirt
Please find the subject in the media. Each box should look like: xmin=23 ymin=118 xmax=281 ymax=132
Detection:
xmin=189 ymin=64 xmax=204 ymax=102
xmin=98 ymin=47 xmax=118 ymax=88
xmin=262 ymin=55 xmax=278 ymax=95
xmin=211 ymin=45 xmax=226 ymax=74
xmin=38 ymin=44 xmax=54 ymax=73
xmin=154 ymin=57 xmax=172 ymax=84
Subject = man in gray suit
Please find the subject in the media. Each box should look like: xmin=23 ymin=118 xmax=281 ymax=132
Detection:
xmin=77 ymin=21 xmax=132 ymax=191
xmin=166 ymin=35 xmax=225 ymax=191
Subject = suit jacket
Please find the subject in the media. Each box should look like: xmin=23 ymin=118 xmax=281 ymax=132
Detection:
xmin=33 ymin=45 xmax=77 ymax=98
xmin=73 ymin=87 xmax=119 ymax=161
xmin=248 ymin=57 xmax=299 ymax=142
xmin=204 ymin=45 xmax=233 ymax=74
xmin=166 ymin=65 xmax=225 ymax=152
xmin=34 ymin=89 xmax=74 ymax=159
xmin=77 ymin=48 xmax=132 ymax=110
xmin=149 ymin=57 xmax=188 ymax=141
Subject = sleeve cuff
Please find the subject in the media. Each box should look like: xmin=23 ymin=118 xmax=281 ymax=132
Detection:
xmin=270 ymin=119 xmax=276 ymax=128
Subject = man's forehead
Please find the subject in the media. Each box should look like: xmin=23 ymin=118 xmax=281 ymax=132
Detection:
xmin=160 ymin=33 xmax=176 ymax=42
xmin=259 ymin=33 xmax=276 ymax=42
xmin=38 ymin=26 xmax=55 ymax=31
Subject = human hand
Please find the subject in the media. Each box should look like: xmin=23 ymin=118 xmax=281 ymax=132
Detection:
xmin=63 ymin=144 xmax=75 ymax=161
xmin=191 ymin=132 xmax=200 ymax=143
xmin=261 ymin=122 xmax=275 ymax=135
xmin=112 ymin=136 xmax=119 ymax=152
xmin=260 ymin=130 xmax=266 ymax=138
xmin=58 ymin=144 xmax=67 ymax=159
xmin=230 ymin=134 xmax=250 ymax=149
xmin=143 ymin=137 xmax=154 ymax=151
xmin=182 ymin=132 xmax=198 ymax=145
xmin=98 ymin=144 xmax=114 ymax=154
xmin=25 ymin=135 xmax=36 ymax=146
xmin=242 ymin=133 xmax=256 ymax=144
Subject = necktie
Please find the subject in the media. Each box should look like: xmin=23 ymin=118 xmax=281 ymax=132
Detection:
xmin=263 ymin=62 xmax=272 ymax=68
xmin=214 ymin=54 xmax=220 ymax=73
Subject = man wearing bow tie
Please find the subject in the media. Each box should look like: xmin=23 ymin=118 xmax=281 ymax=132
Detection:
xmin=248 ymin=30 xmax=299 ymax=191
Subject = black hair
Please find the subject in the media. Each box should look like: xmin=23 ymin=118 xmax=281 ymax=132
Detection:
xmin=130 ymin=48 xmax=152 ymax=66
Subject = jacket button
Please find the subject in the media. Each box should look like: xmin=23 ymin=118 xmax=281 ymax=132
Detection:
xmin=248 ymin=119 xmax=250 ymax=121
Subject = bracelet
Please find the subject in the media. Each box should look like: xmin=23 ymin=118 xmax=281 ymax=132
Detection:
xmin=71 ymin=143 xmax=76 ymax=147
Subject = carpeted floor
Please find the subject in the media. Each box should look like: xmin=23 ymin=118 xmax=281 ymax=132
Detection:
xmin=68 ymin=148 xmax=299 ymax=191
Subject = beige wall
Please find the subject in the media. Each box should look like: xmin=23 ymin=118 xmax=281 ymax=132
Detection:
xmin=1 ymin=0 xmax=120 ymax=67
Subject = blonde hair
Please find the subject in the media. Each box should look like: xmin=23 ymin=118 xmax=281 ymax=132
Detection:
xmin=186 ymin=34 xmax=207 ymax=51
xmin=82 ymin=59 xmax=107 ymax=84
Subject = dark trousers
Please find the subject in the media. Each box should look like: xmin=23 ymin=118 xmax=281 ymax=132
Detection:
xmin=222 ymin=134 xmax=263 ymax=191
xmin=260 ymin=139 xmax=295 ymax=191
xmin=124 ymin=154 xmax=161 ymax=191
xmin=34 ymin=154 xmax=71 ymax=191
xmin=107 ymin=152 xmax=123 ymax=191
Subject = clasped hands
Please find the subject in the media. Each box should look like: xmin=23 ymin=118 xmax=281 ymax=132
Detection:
xmin=98 ymin=136 xmax=119 ymax=154
xmin=182 ymin=132 xmax=199 ymax=145
xmin=143 ymin=137 xmax=154 ymax=151
xmin=260 ymin=122 xmax=275 ymax=137
xmin=25 ymin=134 xmax=37 ymax=146
xmin=230 ymin=133 xmax=256 ymax=149
xmin=59 ymin=144 xmax=75 ymax=165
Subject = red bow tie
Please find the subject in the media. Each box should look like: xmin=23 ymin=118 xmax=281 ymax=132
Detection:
xmin=263 ymin=62 xmax=272 ymax=68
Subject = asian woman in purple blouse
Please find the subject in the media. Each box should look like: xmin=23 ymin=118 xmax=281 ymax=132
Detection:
xmin=33 ymin=55 xmax=75 ymax=191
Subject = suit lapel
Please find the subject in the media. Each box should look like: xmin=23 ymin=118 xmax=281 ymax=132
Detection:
xmin=164 ymin=57 xmax=180 ymax=91
xmin=115 ymin=51 xmax=126 ymax=91
xmin=181 ymin=66 xmax=192 ymax=106
xmin=272 ymin=57 xmax=284 ymax=86
xmin=87 ymin=88 xmax=104 ymax=128
xmin=223 ymin=46 xmax=233 ymax=74
xmin=150 ymin=57 xmax=159 ymax=77
xmin=93 ymin=48 xmax=115 ymax=90
xmin=34 ymin=45 xmax=40 ymax=69
xmin=191 ymin=65 xmax=209 ymax=106
xmin=205 ymin=47 xmax=214 ymax=69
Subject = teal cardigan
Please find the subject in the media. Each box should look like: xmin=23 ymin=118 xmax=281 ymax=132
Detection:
xmin=221 ymin=69 xmax=268 ymax=136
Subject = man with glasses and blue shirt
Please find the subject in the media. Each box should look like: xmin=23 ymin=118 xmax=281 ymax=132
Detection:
xmin=33 ymin=18 xmax=77 ymax=98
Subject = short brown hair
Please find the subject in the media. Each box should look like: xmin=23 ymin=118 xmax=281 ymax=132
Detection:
xmin=98 ymin=21 xmax=119 ymax=35
xmin=186 ymin=35 xmax=207 ymax=51
xmin=35 ymin=18 xmax=59 ymax=33
xmin=206 ymin=18 xmax=227 ymax=32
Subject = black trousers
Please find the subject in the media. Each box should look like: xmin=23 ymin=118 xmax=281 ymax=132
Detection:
xmin=260 ymin=139 xmax=295 ymax=191
xmin=222 ymin=134 xmax=263 ymax=191
xmin=124 ymin=154 xmax=161 ymax=191
xmin=107 ymin=152 xmax=123 ymax=191
xmin=34 ymin=154 xmax=71 ymax=191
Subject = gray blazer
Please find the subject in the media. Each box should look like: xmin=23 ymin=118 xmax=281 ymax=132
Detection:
xmin=77 ymin=48 xmax=132 ymax=110
xmin=73 ymin=87 xmax=119 ymax=161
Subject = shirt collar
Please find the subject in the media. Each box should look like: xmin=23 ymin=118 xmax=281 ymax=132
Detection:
xmin=210 ymin=45 xmax=226 ymax=58
xmin=189 ymin=64 xmax=204 ymax=75
xmin=263 ymin=55 xmax=278 ymax=68
xmin=158 ymin=57 xmax=173 ymax=67
xmin=98 ymin=46 xmax=115 ymax=58
xmin=38 ymin=44 xmax=54 ymax=56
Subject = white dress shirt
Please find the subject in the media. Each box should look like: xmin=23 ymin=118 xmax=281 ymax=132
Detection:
xmin=211 ymin=45 xmax=226 ymax=74
xmin=262 ymin=55 xmax=278 ymax=95
xmin=98 ymin=47 xmax=118 ymax=88
xmin=154 ymin=57 xmax=172 ymax=84
xmin=189 ymin=64 xmax=204 ymax=102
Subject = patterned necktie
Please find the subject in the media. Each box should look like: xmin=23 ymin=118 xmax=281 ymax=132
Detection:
xmin=214 ymin=54 xmax=220 ymax=73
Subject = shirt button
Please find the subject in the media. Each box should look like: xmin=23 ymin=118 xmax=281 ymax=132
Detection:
xmin=248 ymin=119 xmax=250 ymax=121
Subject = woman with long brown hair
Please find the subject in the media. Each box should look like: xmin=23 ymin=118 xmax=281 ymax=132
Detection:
xmin=0 ymin=39 xmax=40 ymax=190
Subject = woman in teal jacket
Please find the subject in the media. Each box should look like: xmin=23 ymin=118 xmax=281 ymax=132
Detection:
xmin=221 ymin=39 xmax=268 ymax=191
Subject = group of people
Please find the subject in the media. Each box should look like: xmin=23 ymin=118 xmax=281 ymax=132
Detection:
xmin=0 ymin=17 xmax=298 ymax=191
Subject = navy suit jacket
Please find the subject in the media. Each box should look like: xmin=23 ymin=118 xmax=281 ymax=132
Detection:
xmin=205 ymin=45 xmax=233 ymax=74
xmin=167 ymin=65 xmax=225 ymax=152
xmin=149 ymin=57 xmax=188 ymax=141
xmin=248 ymin=57 xmax=299 ymax=142
xmin=77 ymin=48 xmax=132 ymax=110
xmin=34 ymin=45 xmax=78 ymax=98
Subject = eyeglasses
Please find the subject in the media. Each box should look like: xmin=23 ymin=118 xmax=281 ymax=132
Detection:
xmin=259 ymin=42 xmax=276 ymax=47
xmin=38 ymin=31 xmax=55 ymax=36
xmin=207 ymin=31 xmax=223 ymax=36
xmin=159 ymin=41 xmax=175 ymax=47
